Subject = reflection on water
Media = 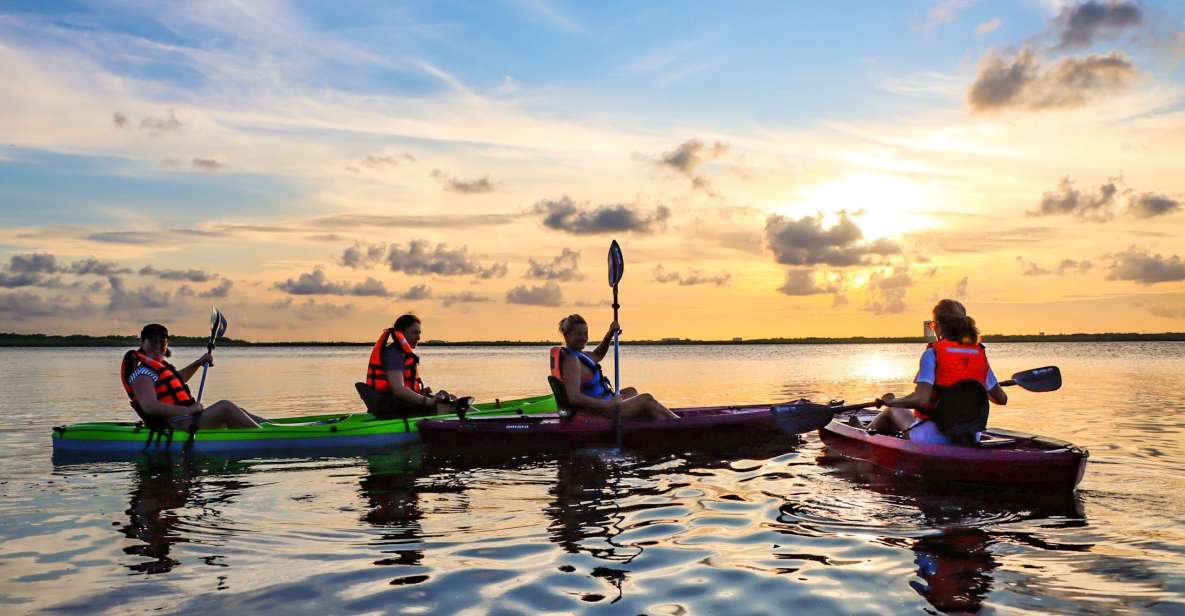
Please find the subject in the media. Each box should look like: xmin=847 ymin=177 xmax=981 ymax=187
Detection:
xmin=120 ymin=456 xmax=250 ymax=577
xmin=121 ymin=457 xmax=195 ymax=575
xmin=911 ymin=528 xmax=997 ymax=613
xmin=3 ymin=343 xmax=1185 ymax=614
xmin=812 ymin=451 xmax=1088 ymax=613
xmin=358 ymin=450 xmax=427 ymax=574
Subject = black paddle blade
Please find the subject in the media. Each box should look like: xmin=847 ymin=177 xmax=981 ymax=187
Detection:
xmin=607 ymin=240 xmax=624 ymax=287
xmin=772 ymin=401 xmax=836 ymax=434
xmin=1011 ymin=366 xmax=1061 ymax=392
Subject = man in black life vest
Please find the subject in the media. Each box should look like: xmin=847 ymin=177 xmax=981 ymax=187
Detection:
xmin=121 ymin=323 xmax=262 ymax=429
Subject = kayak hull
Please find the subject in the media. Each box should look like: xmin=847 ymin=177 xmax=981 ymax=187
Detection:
xmin=418 ymin=401 xmax=829 ymax=452
xmin=819 ymin=419 xmax=1088 ymax=489
xmin=51 ymin=394 xmax=556 ymax=461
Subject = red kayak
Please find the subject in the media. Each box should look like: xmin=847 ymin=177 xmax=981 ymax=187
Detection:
xmin=418 ymin=401 xmax=832 ymax=451
xmin=819 ymin=417 xmax=1089 ymax=489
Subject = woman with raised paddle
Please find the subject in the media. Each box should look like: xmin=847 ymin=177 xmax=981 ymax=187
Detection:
xmin=552 ymin=314 xmax=678 ymax=421
xmin=120 ymin=323 xmax=261 ymax=430
xmin=362 ymin=314 xmax=473 ymax=419
xmin=865 ymin=299 xmax=1007 ymax=444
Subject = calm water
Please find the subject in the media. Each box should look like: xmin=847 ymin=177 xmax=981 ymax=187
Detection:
xmin=2 ymin=343 xmax=1184 ymax=614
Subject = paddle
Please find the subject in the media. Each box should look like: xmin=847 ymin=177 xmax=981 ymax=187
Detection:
xmin=777 ymin=364 xmax=1066 ymax=433
xmin=608 ymin=240 xmax=624 ymax=449
xmin=195 ymin=306 xmax=228 ymax=404
xmin=998 ymin=365 xmax=1061 ymax=392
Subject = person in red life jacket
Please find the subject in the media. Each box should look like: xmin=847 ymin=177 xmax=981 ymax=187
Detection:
xmin=865 ymin=299 xmax=1007 ymax=444
xmin=364 ymin=314 xmax=470 ymax=417
xmin=553 ymin=314 xmax=678 ymax=421
xmin=120 ymin=323 xmax=262 ymax=429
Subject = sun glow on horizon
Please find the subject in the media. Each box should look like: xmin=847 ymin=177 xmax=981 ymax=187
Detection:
xmin=773 ymin=173 xmax=937 ymax=241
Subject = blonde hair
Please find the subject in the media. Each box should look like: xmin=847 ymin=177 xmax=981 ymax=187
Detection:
xmin=558 ymin=314 xmax=587 ymax=334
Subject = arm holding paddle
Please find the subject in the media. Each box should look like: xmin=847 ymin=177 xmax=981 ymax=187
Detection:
xmin=388 ymin=374 xmax=455 ymax=413
xmin=587 ymin=321 xmax=619 ymax=362
xmin=865 ymin=366 xmax=1056 ymax=436
xmin=877 ymin=383 xmax=933 ymax=410
xmin=176 ymin=352 xmax=215 ymax=382
xmin=878 ymin=383 xmax=1006 ymax=409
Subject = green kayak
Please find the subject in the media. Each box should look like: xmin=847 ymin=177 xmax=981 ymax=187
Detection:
xmin=52 ymin=393 xmax=555 ymax=461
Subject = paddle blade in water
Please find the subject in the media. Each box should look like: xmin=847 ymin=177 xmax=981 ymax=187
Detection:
xmin=608 ymin=240 xmax=624 ymax=287
xmin=1011 ymin=366 xmax=1061 ymax=392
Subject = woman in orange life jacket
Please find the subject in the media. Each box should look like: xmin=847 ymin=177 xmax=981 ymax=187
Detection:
xmin=366 ymin=314 xmax=469 ymax=415
xmin=555 ymin=314 xmax=679 ymax=421
xmin=120 ymin=323 xmax=262 ymax=429
xmin=865 ymin=299 xmax=1008 ymax=444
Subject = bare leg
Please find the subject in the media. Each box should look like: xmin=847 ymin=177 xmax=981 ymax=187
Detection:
xmin=197 ymin=400 xmax=261 ymax=429
xmin=866 ymin=407 xmax=914 ymax=435
xmin=617 ymin=393 xmax=679 ymax=421
xmin=619 ymin=387 xmax=638 ymax=400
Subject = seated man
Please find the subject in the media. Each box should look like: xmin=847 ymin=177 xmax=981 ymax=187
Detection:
xmin=360 ymin=314 xmax=471 ymax=419
xmin=120 ymin=323 xmax=261 ymax=430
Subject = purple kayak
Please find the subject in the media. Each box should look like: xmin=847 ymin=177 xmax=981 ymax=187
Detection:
xmin=418 ymin=401 xmax=831 ymax=451
xmin=819 ymin=416 xmax=1089 ymax=489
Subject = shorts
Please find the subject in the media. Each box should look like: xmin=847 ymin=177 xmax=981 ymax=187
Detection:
xmin=168 ymin=411 xmax=203 ymax=427
xmin=907 ymin=419 xmax=954 ymax=445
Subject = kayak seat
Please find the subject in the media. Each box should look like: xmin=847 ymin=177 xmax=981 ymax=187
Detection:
xmin=547 ymin=347 xmax=576 ymax=420
xmin=547 ymin=375 xmax=574 ymax=421
xmin=355 ymin=382 xmax=414 ymax=431
xmin=976 ymin=435 xmax=1017 ymax=448
xmin=355 ymin=382 xmax=386 ymax=415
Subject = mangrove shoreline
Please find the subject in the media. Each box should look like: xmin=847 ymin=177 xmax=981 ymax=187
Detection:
xmin=3 ymin=331 xmax=1183 ymax=348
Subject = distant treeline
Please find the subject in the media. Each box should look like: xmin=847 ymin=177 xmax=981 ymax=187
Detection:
xmin=3 ymin=331 xmax=1184 ymax=348
xmin=0 ymin=333 xmax=256 ymax=347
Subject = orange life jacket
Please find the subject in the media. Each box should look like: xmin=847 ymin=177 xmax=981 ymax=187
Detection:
xmin=917 ymin=339 xmax=989 ymax=417
xmin=931 ymin=339 xmax=990 ymax=388
xmin=366 ymin=329 xmax=422 ymax=393
xmin=120 ymin=349 xmax=196 ymax=412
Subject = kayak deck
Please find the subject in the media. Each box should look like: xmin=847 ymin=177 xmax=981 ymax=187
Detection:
xmin=418 ymin=400 xmax=833 ymax=451
xmin=819 ymin=415 xmax=1089 ymax=489
xmin=52 ymin=393 xmax=556 ymax=460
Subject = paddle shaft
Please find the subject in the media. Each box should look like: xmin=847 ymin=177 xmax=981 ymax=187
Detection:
xmin=833 ymin=375 xmax=1038 ymax=416
xmin=196 ymin=339 xmax=214 ymax=403
xmin=612 ymin=285 xmax=620 ymax=391
xmin=612 ymin=284 xmax=622 ymax=449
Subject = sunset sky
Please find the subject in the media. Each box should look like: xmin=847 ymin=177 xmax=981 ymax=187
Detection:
xmin=1 ymin=1 xmax=1184 ymax=342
